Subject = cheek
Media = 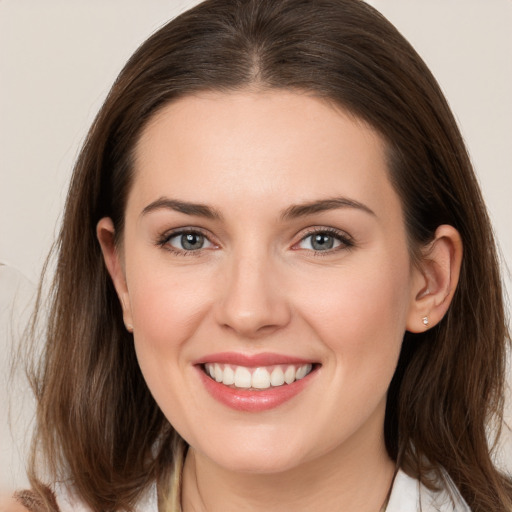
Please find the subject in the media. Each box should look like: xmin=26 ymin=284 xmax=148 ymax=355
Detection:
xmin=125 ymin=267 xmax=216 ymax=432
xmin=297 ymin=249 xmax=412 ymax=373
xmin=124 ymin=258 xmax=217 ymax=407
xmin=127 ymin=259 xmax=213 ymax=346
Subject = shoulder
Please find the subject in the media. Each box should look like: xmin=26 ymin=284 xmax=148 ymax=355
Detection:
xmin=0 ymin=495 xmax=30 ymax=512
xmin=2 ymin=485 xmax=81 ymax=512
xmin=1 ymin=481 xmax=158 ymax=512
xmin=0 ymin=489 xmax=58 ymax=512
xmin=387 ymin=469 xmax=471 ymax=512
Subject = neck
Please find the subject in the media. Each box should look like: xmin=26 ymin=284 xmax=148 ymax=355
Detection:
xmin=181 ymin=408 xmax=395 ymax=512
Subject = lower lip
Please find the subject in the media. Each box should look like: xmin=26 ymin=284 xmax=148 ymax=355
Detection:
xmin=197 ymin=366 xmax=315 ymax=412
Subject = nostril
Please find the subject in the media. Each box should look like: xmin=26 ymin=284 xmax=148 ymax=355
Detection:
xmin=214 ymin=270 xmax=292 ymax=337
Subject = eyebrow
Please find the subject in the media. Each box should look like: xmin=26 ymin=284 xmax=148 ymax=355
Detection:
xmin=140 ymin=196 xmax=375 ymax=221
xmin=280 ymin=197 xmax=375 ymax=220
xmin=141 ymin=197 xmax=223 ymax=220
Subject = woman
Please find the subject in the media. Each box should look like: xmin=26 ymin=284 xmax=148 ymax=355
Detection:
xmin=7 ymin=0 xmax=511 ymax=510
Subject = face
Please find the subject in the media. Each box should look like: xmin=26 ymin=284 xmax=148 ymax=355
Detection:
xmin=101 ymin=90 xmax=425 ymax=474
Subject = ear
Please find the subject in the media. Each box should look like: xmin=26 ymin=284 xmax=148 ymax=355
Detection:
xmin=406 ymin=225 xmax=463 ymax=333
xmin=97 ymin=217 xmax=133 ymax=332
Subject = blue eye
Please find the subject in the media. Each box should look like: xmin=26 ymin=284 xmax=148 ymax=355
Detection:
xmin=166 ymin=231 xmax=213 ymax=252
xmin=297 ymin=230 xmax=352 ymax=252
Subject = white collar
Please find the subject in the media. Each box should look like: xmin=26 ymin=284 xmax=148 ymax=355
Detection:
xmin=54 ymin=468 xmax=471 ymax=512
xmin=387 ymin=469 xmax=471 ymax=512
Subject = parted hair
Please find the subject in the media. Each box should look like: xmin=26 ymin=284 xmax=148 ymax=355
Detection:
xmin=26 ymin=0 xmax=511 ymax=510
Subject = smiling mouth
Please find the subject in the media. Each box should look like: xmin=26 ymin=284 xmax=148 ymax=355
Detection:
xmin=203 ymin=363 xmax=315 ymax=390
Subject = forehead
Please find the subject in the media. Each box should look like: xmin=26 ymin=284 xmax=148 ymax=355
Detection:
xmin=130 ymin=90 xmax=398 ymax=221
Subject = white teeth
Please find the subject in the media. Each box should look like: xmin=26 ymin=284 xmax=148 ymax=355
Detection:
xmin=284 ymin=365 xmax=296 ymax=384
xmin=296 ymin=364 xmax=312 ymax=380
xmin=214 ymin=363 xmax=223 ymax=383
xmin=222 ymin=365 xmax=235 ymax=385
xmin=270 ymin=367 xmax=285 ymax=386
xmin=252 ymin=367 xmax=271 ymax=389
xmin=234 ymin=366 xmax=252 ymax=388
xmin=204 ymin=363 xmax=313 ymax=389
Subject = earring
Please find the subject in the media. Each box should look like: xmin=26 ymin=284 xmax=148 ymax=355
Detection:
xmin=422 ymin=316 xmax=429 ymax=327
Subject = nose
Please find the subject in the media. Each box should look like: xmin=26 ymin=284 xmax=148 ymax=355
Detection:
xmin=214 ymin=251 xmax=292 ymax=339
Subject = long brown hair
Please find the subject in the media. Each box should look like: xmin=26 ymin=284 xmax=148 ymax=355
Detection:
xmin=26 ymin=0 xmax=511 ymax=510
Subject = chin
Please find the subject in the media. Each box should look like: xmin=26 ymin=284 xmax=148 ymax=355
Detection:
xmin=192 ymin=429 xmax=316 ymax=475
xmin=211 ymin=449 xmax=307 ymax=475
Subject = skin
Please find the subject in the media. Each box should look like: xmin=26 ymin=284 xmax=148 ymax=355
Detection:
xmin=98 ymin=90 xmax=462 ymax=512
xmin=0 ymin=497 xmax=28 ymax=512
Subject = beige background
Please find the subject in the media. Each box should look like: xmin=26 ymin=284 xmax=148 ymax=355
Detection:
xmin=1 ymin=0 xmax=511 ymax=492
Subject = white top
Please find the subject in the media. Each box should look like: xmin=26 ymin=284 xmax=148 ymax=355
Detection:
xmin=386 ymin=470 xmax=470 ymax=511
xmin=53 ymin=469 xmax=471 ymax=512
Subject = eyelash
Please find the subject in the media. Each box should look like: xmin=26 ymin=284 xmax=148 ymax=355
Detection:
xmin=156 ymin=228 xmax=214 ymax=257
xmin=294 ymin=227 xmax=355 ymax=256
xmin=156 ymin=227 xmax=354 ymax=256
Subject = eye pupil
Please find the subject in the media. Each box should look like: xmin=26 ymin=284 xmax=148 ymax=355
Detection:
xmin=181 ymin=233 xmax=204 ymax=250
xmin=311 ymin=233 xmax=334 ymax=250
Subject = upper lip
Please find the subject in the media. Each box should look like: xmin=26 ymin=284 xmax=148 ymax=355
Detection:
xmin=193 ymin=352 xmax=316 ymax=367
